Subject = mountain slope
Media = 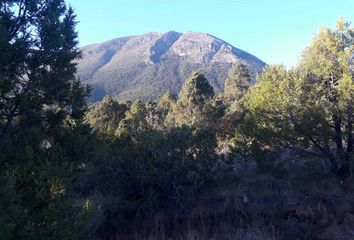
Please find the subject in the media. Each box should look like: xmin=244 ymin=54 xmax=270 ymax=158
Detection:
xmin=76 ymin=31 xmax=266 ymax=102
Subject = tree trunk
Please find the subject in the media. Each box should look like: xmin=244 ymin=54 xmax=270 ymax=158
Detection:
xmin=342 ymin=113 xmax=353 ymax=177
xmin=333 ymin=114 xmax=344 ymax=159
xmin=327 ymin=152 xmax=339 ymax=174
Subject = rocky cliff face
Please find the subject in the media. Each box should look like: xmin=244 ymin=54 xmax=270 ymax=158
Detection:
xmin=76 ymin=31 xmax=265 ymax=102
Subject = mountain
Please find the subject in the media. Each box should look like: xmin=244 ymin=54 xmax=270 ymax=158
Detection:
xmin=76 ymin=31 xmax=266 ymax=102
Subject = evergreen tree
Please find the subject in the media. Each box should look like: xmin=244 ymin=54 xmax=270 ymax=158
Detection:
xmin=116 ymin=99 xmax=148 ymax=139
xmin=218 ymin=62 xmax=251 ymax=142
xmin=157 ymin=91 xmax=177 ymax=128
xmin=85 ymin=96 xmax=128 ymax=136
xmin=179 ymin=72 xmax=214 ymax=105
xmin=0 ymin=0 xmax=89 ymax=142
xmin=243 ymin=19 xmax=354 ymax=175
xmin=224 ymin=61 xmax=252 ymax=105
xmin=0 ymin=1 xmax=91 ymax=238
xmin=299 ymin=18 xmax=354 ymax=174
xmin=173 ymin=72 xmax=215 ymax=126
xmin=157 ymin=91 xmax=176 ymax=115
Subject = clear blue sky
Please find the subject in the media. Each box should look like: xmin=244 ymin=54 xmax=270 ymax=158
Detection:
xmin=67 ymin=0 xmax=354 ymax=67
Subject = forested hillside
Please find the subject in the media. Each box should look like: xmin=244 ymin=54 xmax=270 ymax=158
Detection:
xmin=1 ymin=1 xmax=354 ymax=239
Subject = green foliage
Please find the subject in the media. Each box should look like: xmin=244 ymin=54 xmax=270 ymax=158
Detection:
xmin=242 ymin=18 xmax=354 ymax=175
xmin=242 ymin=65 xmax=331 ymax=165
xmin=116 ymin=99 xmax=149 ymax=139
xmin=157 ymin=91 xmax=176 ymax=115
xmin=224 ymin=61 xmax=252 ymax=105
xmin=85 ymin=96 xmax=128 ymax=136
xmin=229 ymin=131 xmax=254 ymax=168
xmin=81 ymin=73 xmax=221 ymax=238
xmin=0 ymin=172 xmax=20 ymax=240
xmin=299 ymin=19 xmax=354 ymax=174
xmin=89 ymin=123 xmax=219 ymax=238
xmin=178 ymin=72 xmax=215 ymax=105
xmin=0 ymin=1 xmax=92 ymax=239
xmin=171 ymin=72 xmax=217 ymax=127
xmin=0 ymin=0 xmax=90 ymax=139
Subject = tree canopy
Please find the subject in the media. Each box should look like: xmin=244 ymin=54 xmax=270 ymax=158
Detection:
xmin=243 ymin=19 xmax=354 ymax=175
xmin=224 ymin=61 xmax=252 ymax=105
xmin=0 ymin=1 xmax=91 ymax=239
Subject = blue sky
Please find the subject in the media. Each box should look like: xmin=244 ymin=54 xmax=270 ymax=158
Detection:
xmin=67 ymin=0 xmax=354 ymax=67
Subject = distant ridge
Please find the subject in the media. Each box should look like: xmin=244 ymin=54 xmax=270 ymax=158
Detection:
xmin=76 ymin=31 xmax=266 ymax=102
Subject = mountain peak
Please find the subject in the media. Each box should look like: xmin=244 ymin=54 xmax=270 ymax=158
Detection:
xmin=77 ymin=31 xmax=265 ymax=102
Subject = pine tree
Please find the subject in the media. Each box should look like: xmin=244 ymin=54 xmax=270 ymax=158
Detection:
xmin=116 ymin=99 xmax=148 ymax=139
xmin=224 ymin=61 xmax=252 ymax=105
xmin=85 ymin=96 xmax=128 ymax=136
xmin=0 ymin=0 xmax=89 ymax=142
xmin=219 ymin=62 xmax=252 ymax=140
xmin=243 ymin=19 xmax=354 ymax=176
xmin=0 ymin=1 xmax=91 ymax=238
xmin=299 ymin=18 xmax=354 ymax=175
xmin=179 ymin=72 xmax=214 ymax=105
xmin=173 ymin=72 xmax=215 ymax=126
xmin=157 ymin=91 xmax=176 ymax=114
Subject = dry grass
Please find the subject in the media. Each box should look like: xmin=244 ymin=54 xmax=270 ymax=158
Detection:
xmin=100 ymin=156 xmax=354 ymax=240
